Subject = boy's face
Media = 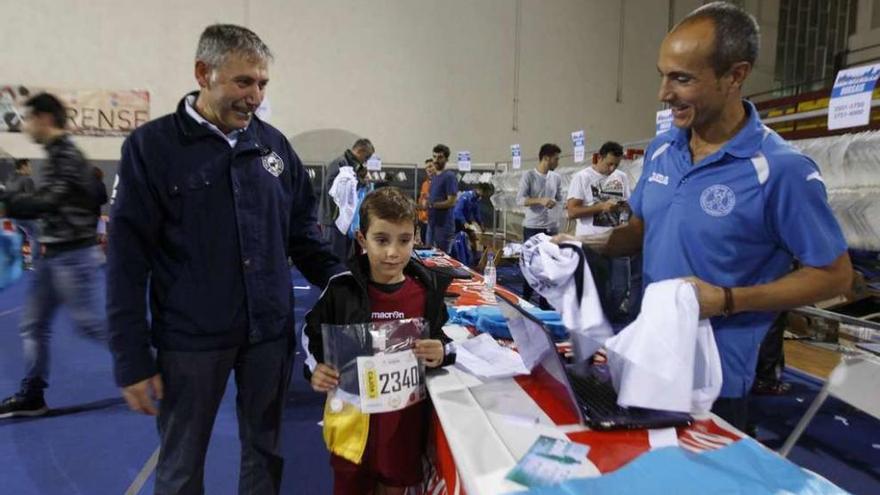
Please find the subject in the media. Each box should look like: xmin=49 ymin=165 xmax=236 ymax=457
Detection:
xmin=356 ymin=218 xmax=416 ymax=284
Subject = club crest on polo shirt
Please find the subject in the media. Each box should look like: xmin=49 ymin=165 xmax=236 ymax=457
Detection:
xmin=700 ymin=184 xmax=736 ymax=217
xmin=262 ymin=152 xmax=284 ymax=177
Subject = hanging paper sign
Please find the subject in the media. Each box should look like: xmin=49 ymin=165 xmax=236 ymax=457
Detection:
xmin=571 ymin=130 xmax=585 ymax=163
xmin=366 ymin=154 xmax=382 ymax=171
xmin=655 ymin=109 xmax=673 ymax=135
xmin=457 ymin=151 xmax=472 ymax=172
xmin=828 ymin=63 xmax=880 ymax=130
xmin=511 ymin=144 xmax=522 ymax=169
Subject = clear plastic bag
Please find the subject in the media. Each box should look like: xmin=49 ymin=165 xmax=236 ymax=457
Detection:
xmin=322 ymin=317 xmax=429 ymax=414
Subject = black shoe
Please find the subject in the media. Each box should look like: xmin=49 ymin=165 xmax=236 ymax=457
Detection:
xmin=0 ymin=393 xmax=49 ymax=419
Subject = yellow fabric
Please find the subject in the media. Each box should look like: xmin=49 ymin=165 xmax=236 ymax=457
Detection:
xmin=322 ymin=397 xmax=370 ymax=464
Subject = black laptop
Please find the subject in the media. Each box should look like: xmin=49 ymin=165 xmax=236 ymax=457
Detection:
xmin=497 ymin=295 xmax=693 ymax=431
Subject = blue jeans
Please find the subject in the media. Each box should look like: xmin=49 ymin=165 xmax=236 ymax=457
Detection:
xmin=427 ymin=223 xmax=454 ymax=252
xmin=20 ymin=245 xmax=106 ymax=396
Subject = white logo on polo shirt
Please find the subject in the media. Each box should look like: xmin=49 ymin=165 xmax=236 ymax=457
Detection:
xmin=648 ymin=172 xmax=669 ymax=185
xmin=806 ymin=171 xmax=825 ymax=184
xmin=700 ymin=184 xmax=736 ymax=217
xmin=262 ymin=152 xmax=284 ymax=177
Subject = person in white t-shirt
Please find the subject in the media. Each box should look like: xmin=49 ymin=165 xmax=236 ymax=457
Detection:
xmin=566 ymin=141 xmax=637 ymax=322
xmin=566 ymin=141 xmax=630 ymax=236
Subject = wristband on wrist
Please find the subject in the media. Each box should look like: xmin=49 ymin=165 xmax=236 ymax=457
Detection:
xmin=722 ymin=287 xmax=735 ymax=317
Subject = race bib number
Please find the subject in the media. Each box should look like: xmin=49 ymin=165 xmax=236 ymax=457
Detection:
xmin=357 ymin=351 xmax=425 ymax=414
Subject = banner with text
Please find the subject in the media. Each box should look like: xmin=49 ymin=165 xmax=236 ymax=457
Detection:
xmin=511 ymin=144 xmax=521 ymax=169
xmin=828 ymin=64 xmax=880 ymax=130
xmin=0 ymin=85 xmax=150 ymax=137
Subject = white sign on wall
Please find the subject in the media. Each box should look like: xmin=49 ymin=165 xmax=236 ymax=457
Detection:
xmin=571 ymin=130 xmax=585 ymax=163
xmin=828 ymin=63 xmax=880 ymax=130
xmin=457 ymin=151 xmax=472 ymax=171
xmin=511 ymin=144 xmax=522 ymax=169
xmin=655 ymin=109 xmax=673 ymax=135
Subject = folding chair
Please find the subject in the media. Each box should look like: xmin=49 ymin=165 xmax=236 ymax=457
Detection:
xmin=779 ymin=355 xmax=880 ymax=457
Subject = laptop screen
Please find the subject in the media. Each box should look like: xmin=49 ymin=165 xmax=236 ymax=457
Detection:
xmin=496 ymin=295 xmax=585 ymax=425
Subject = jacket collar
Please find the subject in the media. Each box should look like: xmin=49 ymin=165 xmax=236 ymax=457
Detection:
xmin=346 ymin=253 xmax=451 ymax=293
xmin=344 ymin=149 xmax=361 ymax=168
xmin=44 ymin=133 xmax=72 ymax=152
xmin=174 ymin=91 xmax=262 ymax=147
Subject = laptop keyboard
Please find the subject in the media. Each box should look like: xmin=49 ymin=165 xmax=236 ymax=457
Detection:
xmin=566 ymin=371 xmax=628 ymax=418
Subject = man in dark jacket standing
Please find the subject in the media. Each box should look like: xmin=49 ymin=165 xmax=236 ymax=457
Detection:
xmin=0 ymin=93 xmax=106 ymax=418
xmin=107 ymin=25 xmax=342 ymax=494
xmin=318 ymin=138 xmax=374 ymax=260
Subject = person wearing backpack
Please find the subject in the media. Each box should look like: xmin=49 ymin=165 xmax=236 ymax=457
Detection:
xmin=0 ymin=92 xmax=106 ymax=418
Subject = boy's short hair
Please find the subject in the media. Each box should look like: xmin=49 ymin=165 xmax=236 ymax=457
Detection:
xmin=359 ymin=187 xmax=418 ymax=234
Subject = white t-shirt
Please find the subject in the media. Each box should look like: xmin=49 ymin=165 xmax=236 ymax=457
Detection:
xmin=566 ymin=167 xmax=631 ymax=236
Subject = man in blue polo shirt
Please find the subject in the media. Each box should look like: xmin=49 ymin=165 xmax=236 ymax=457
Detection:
xmin=565 ymin=3 xmax=851 ymax=430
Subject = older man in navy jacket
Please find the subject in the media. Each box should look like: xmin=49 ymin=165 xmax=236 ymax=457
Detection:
xmin=107 ymin=25 xmax=342 ymax=494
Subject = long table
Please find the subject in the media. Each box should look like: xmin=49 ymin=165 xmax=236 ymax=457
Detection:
xmin=418 ymin=252 xmax=764 ymax=495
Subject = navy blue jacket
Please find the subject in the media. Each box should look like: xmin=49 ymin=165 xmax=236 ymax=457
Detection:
xmin=107 ymin=94 xmax=342 ymax=387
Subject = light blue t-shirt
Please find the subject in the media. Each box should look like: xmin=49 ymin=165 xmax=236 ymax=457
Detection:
xmin=630 ymin=100 xmax=847 ymax=398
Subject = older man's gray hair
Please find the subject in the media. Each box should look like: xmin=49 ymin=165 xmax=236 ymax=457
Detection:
xmin=195 ymin=24 xmax=274 ymax=68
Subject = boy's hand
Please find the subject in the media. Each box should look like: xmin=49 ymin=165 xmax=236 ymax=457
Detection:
xmin=310 ymin=364 xmax=340 ymax=392
xmin=414 ymin=339 xmax=444 ymax=368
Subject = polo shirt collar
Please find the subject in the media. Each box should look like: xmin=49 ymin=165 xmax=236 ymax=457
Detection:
xmin=669 ymin=99 xmax=765 ymax=160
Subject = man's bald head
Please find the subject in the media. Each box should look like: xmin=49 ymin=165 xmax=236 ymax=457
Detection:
xmin=671 ymin=1 xmax=759 ymax=76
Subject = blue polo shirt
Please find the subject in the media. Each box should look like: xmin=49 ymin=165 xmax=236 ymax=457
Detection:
xmin=630 ymin=101 xmax=847 ymax=398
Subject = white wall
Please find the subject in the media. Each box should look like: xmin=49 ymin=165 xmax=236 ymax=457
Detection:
xmin=0 ymin=0 xmax=776 ymax=166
